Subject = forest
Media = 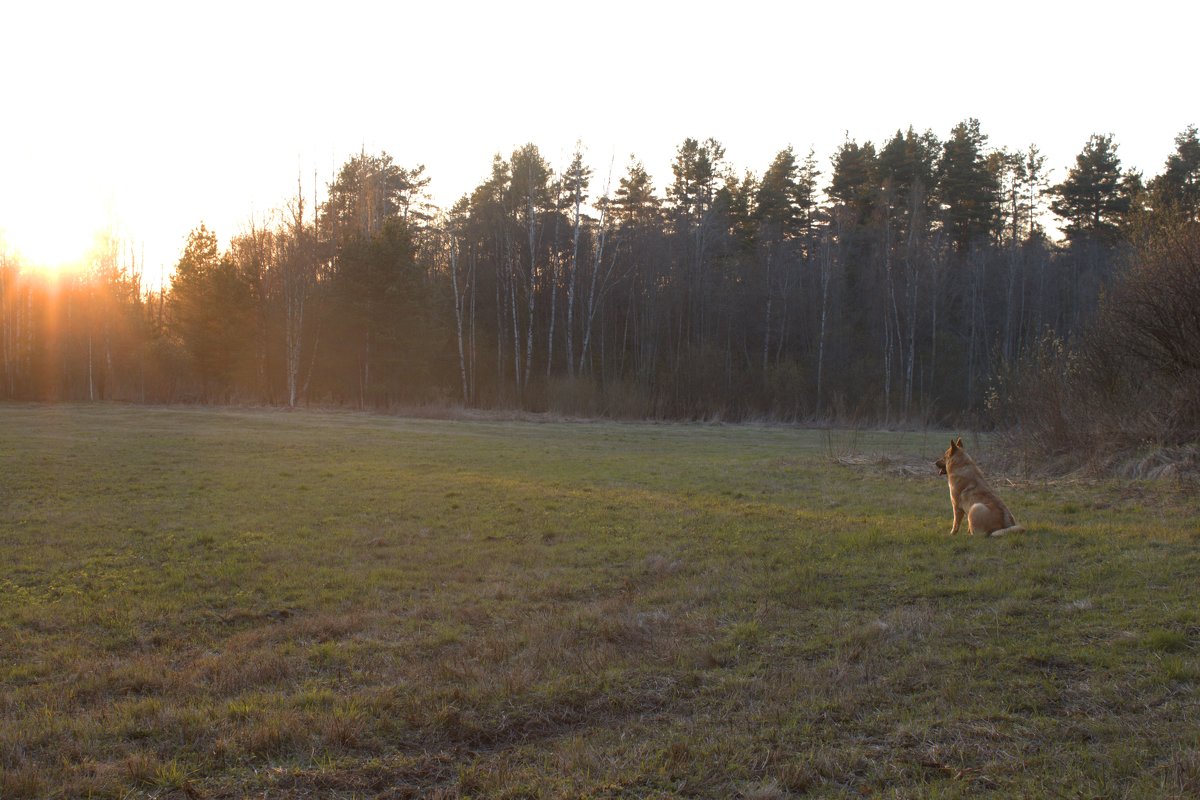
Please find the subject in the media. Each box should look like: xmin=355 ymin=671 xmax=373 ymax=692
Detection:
xmin=2 ymin=119 xmax=1198 ymax=433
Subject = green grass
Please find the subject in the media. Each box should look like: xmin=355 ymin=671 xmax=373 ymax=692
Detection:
xmin=1 ymin=404 xmax=1199 ymax=798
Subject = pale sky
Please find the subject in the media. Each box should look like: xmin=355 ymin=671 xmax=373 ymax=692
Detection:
xmin=2 ymin=0 xmax=1195 ymax=286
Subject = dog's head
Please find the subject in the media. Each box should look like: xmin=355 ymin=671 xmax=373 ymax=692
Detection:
xmin=936 ymin=437 xmax=964 ymax=476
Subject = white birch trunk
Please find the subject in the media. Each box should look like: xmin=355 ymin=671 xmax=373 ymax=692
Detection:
xmin=522 ymin=191 xmax=538 ymax=393
xmin=578 ymin=209 xmax=610 ymax=375
xmin=816 ymin=235 xmax=833 ymax=416
xmin=565 ymin=185 xmax=583 ymax=379
xmin=283 ymin=184 xmax=312 ymax=408
xmin=448 ymin=232 xmax=470 ymax=404
xmin=761 ymin=248 xmax=773 ymax=374
xmin=578 ymin=168 xmax=616 ymax=375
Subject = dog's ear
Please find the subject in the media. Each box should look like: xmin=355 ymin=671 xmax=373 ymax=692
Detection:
xmin=949 ymin=438 xmax=956 ymax=450
xmin=955 ymin=437 xmax=963 ymax=448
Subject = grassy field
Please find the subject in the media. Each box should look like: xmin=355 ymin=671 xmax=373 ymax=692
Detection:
xmin=1 ymin=404 xmax=1199 ymax=798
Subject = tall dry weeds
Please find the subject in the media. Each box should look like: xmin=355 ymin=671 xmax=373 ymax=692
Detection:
xmin=991 ymin=219 xmax=1200 ymax=476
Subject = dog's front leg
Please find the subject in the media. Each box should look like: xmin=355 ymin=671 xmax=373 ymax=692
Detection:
xmin=950 ymin=498 xmax=964 ymax=535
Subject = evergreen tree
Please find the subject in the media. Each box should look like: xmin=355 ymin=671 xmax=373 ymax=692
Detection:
xmin=667 ymin=137 xmax=726 ymax=227
xmin=828 ymin=137 xmax=877 ymax=224
xmin=726 ymin=170 xmax=759 ymax=253
xmin=332 ymin=217 xmax=423 ymax=404
xmin=321 ymin=151 xmax=430 ymax=406
xmin=1147 ymin=125 xmax=1200 ymax=220
xmin=755 ymin=147 xmax=799 ymax=236
xmin=322 ymin=151 xmax=429 ymax=245
xmin=170 ymin=224 xmax=253 ymax=400
xmin=1050 ymin=134 xmax=1135 ymax=247
xmin=936 ymin=119 xmax=1000 ymax=251
xmin=612 ymin=158 xmax=661 ymax=230
xmin=877 ymin=127 xmax=939 ymax=223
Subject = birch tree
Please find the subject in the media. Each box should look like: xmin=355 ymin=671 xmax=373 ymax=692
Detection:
xmin=507 ymin=144 xmax=552 ymax=397
xmin=578 ymin=168 xmax=618 ymax=376
xmin=445 ymin=200 xmax=475 ymax=404
xmin=561 ymin=146 xmax=592 ymax=379
xmin=281 ymin=181 xmax=315 ymax=408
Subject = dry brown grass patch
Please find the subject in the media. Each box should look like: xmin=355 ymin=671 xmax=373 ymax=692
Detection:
xmin=188 ymin=646 xmax=295 ymax=695
xmin=0 ymin=764 xmax=44 ymax=799
xmin=234 ymin=710 xmax=309 ymax=758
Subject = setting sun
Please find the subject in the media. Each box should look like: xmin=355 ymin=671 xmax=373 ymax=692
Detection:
xmin=0 ymin=180 xmax=110 ymax=277
xmin=3 ymin=226 xmax=95 ymax=276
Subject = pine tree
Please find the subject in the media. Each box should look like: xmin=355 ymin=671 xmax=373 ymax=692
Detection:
xmin=877 ymin=127 xmax=939 ymax=225
xmin=613 ymin=159 xmax=661 ymax=230
xmin=170 ymin=224 xmax=253 ymax=400
xmin=755 ymin=147 xmax=799 ymax=237
xmin=1050 ymin=134 xmax=1134 ymax=247
xmin=936 ymin=119 xmax=1000 ymax=252
xmin=828 ymin=137 xmax=877 ymax=224
xmin=667 ymin=138 xmax=727 ymax=239
xmin=1148 ymin=125 xmax=1200 ymax=220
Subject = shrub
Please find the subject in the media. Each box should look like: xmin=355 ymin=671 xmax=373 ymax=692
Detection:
xmin=992 ymin=219 xmax=1200 ymax=473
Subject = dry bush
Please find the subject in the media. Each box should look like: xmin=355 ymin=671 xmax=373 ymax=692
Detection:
xmin=992 ymin=219 xmax=1200 ymax=474
xmin=1114 ymin=217 xmax=1200 ymax=382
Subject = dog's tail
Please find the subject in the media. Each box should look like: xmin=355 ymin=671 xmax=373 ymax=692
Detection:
xmin=989 ymin=524 xmax=1025 ymax=537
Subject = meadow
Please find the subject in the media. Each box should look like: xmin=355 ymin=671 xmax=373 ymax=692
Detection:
xmin=1 ymin=404 xmax=1199 ymax=798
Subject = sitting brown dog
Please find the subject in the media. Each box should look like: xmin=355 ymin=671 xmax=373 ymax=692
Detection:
xmin=935 ymin=438 xmax=1023 ymax=536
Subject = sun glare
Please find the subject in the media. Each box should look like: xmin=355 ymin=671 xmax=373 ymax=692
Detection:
xmin=0 ymin=212 xmax=119 ymax=281
xmin=4 ymin=223 xmax=96 ymax=276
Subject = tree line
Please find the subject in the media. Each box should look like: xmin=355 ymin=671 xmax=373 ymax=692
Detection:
xmin=2 ymin=121 xmax=1198 ymax=424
